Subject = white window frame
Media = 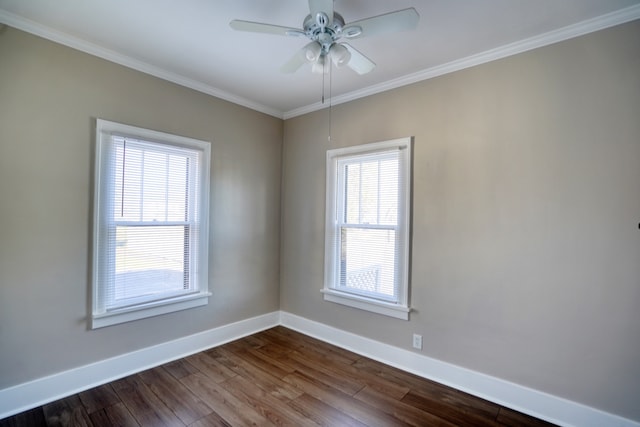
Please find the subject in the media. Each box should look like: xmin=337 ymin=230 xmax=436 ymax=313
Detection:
xmin=323 ymin=137 xmax=412 ymax=320
xmin=91 ymin=119 xmax=211 ymax=328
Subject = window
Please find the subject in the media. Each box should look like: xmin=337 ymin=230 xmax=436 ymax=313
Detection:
xmin=323 ymin=137 xmax=412 ymax=320
xmin=92 ymin=119 xmax=211 ymax=328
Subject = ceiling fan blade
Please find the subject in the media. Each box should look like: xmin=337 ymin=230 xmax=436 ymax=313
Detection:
xmin=308 ymin=0 xmax=334 ymax=26
xmin=342 ymin=43 xmax=375 ymax=75
xmin=281 ymin=41 xmax=320 ymax=73
xmin=343 ymin=8 xmax=419 ymax=39
xmin=230 ymin=20 xmax=304 ymax=37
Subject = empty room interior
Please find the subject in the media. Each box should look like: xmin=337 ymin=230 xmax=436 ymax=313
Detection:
xmin=1 ymin=1 xmax=639 ymax=426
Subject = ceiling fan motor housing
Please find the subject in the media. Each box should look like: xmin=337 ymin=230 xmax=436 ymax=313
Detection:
xmin=303 ymin=12 xmax=346 ymax=54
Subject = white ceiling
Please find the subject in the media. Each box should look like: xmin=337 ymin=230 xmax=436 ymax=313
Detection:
xmin=1 ymin=0 xmax=639 ymax=118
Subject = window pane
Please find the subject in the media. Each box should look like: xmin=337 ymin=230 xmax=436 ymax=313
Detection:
xmin=114 ymin=145 xmax=142 ymax=220
xmin=339 ymin=227 xmax=396 ymax=299
xmin=378 ymin=158 xmax=399 ymax=225
xmin=343 ymin=156 xmax=398 ymax=226
xmin=345 ymin=163 xmax=361 ymax=224
xmin=113 ymin=225 xmax=188 ymax=305
xmin=113 ymin=141 xmax=190 ymax=222
xmin=360 ymin=161 xmax=378 ymax=224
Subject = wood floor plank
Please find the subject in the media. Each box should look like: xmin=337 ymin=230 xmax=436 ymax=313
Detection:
xmin=234 ymin=347 xmax=293 ymax=379
xmin=163 ymin=358 xmax=200 ymax=380
xmin=249 ymin=346 xmax=297 ymax=376
xmin=401 ymin=388 xmax=501 ymax=427
xmin=351 ymin=357 xmax=428 ymax=390
xmin=212 ymin=346 xmax=303 ymax=401
xmin=89 ymin=402 xmax=140 ymax=427
xmin=220 ymin=334 xmax=266 ymax=353
xmin=353 ymin=357 xmax=502 ymax=422
xmin=290 ymin=347 xmax=410 ymax=400
xmin=283 ymin=370 xmax=412 ymax=427
xmin=185 ymin=352 xmax=237 ymax=384
xmin=188 ymin=412 xmax=233 ymax=427
xmin=0 ymin=407 xmax=47 ymax=427
xmin=255 ymin=341 xmax=291 ymax=359
xmin=270 ymin=327 xmax=360 ymax=365
xmin=285 ymin=346 xmax=376 ymax=393
xmin=78 ymin=383 xmax=121 ymax=414
xmin=42 ymin=395 xmax=93 ymax=427
xmin=219 ymin=375 xmax=317 ymax=427
xmin=288 ymin=393 xmax=369 ymax=427
xmin=180 ymin=372 xmax=271 ymax=427
xmin=86 ymin=407 xmax=113 ymax=427
xmin=496 ymin=407 xmax=557 ymax=427
xmin=111 ymin=375 xmax=184 ymax=427
xmin=254 ymin=328 xmax=302 ymax=350
xmin=354 ymin=385 xmax=459 ymax=427
xmin=283 ymin=351 xmax=366 ymax=396
xmin=137 ymin=366 xmax=212 ymax=425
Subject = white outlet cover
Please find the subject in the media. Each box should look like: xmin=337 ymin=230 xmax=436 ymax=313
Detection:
xmin=413 ymin=334 xmax=422 ymax=349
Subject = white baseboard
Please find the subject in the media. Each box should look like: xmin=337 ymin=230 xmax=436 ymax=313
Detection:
xmin=280 ymin=311 xmax=640 ymax=427
xmin=2 ymin=310 xmax=638 ymax=427
xmin=0 ymin=311 xmax=280 ymax=419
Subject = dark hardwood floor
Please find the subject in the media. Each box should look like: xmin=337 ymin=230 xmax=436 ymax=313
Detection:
xmin=1 ymin=326 xmax=557 ymax=426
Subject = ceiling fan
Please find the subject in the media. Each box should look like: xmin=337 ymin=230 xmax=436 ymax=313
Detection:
xmin=230 ymin=0 xmax=419 ymax=75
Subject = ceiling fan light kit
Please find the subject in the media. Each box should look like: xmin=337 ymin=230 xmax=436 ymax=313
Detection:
xmin=329 ymin=43 xmax=351 ymax=67
xmin=230 ymin=0 xmax=419 ymax=75
xmin=312 ymin=55 xmax=327 ymax=74
xmin=305 ymin=41 xmax=322 ymax=62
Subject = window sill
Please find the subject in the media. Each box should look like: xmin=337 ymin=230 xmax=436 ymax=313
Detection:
xmin=91 ymin=292 xmax=211 ymax=329
xmin=321 ymin=289 xmax=410 ymax=320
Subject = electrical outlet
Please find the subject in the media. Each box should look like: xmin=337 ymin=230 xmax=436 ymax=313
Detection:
xmin=412 ymin=333 xmax=423 ymax=350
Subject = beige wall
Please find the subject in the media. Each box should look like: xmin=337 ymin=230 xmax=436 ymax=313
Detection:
xmin=0 ymin=28 xmax=282 ymax=387
xmin=1 ymin=17 xmax=640 ymax=423
xmin=281 ymin=20 xmax=640 ymax=421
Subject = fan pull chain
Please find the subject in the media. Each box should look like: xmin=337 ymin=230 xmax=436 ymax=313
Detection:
xmin=321 ymin=60 xmax=326 ymax=104
xmin=328 ymin=59 xmax=332 ymax=142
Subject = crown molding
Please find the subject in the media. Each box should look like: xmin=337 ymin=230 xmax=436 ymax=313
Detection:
xmin=283 ymin=3 xmax=640 ymax=119
xmin=2 ymin=4 xmax=639 ymax=121
xmin=0 ymin=10 xmax=284 ymax=119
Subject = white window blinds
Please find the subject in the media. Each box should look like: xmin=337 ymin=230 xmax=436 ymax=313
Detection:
xmin=337 ymin=151 xmax=401 ymax=301
xmin=92 ymin=119 xmax=210 ymax=328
